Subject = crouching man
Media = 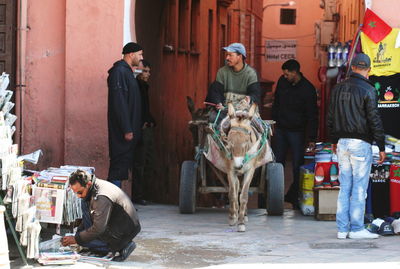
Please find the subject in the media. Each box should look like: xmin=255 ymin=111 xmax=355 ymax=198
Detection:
xmin=61 ymin=169 xmax=140 ymax=261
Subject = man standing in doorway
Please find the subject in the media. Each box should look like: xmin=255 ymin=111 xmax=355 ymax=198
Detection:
xmin=107 ymin=42 xmax=143 ymax=187
xmin=272 ymin=59 xmax=318 ymax=209
xmin=132 ymin=60 xmax=156 ymax=205
xmin=327 ymin=53 xmax=385 ymax=239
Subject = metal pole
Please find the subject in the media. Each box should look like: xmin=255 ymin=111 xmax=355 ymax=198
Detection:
xmin=346 ymin=25 xmax=363 ymax=78
xmin=0 ymin=196 xmax=29 ymax=266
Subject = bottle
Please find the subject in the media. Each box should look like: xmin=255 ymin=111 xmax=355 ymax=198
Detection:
xmin=342 ymin=42 xmax=349 ymax=65
xmin=335 ymin=42 xmax=343 ymax=67
xmin=328 ymin=43 xmax=336 ymax=67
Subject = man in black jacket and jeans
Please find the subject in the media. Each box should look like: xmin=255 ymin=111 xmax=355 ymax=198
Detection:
xmin=272 ymin=59 xmax=318 ymax=209
xmin=61 ymin=170 xmax=141 ymax=261
xmin=327 ymin=53 xmax=385 ymax=239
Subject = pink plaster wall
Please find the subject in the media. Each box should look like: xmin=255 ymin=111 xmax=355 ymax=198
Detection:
xmin=261 ymin=0 xmax=323 ymax=88
xmin=23 ymin=1 xmax=124 ymax=178
xmin=24 ymin=0 xmax=66 ymax=167
xmin=64 ymin=0 xmax=124 ymax=179
xmin=371 ymin=0 xmax=400 ymax=28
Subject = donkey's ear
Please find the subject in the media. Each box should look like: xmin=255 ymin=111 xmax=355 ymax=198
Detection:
xmin=186 ymin=96 xmax=195 ymax=115
xmin=228 ymin=102 xmax=235 ymax=118
xmin=248 ymin=103 xmax=257 ymax=118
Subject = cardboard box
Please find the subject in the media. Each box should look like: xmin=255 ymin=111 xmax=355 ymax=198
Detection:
xmin=323 ymin=0 xmax=337 ymax=21
xmin=314 ymin=188 xmax=339 ymax=220
xmin=320 ymin=21 xmax=336 ymax=46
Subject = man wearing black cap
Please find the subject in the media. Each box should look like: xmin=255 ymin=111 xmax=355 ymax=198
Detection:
xmin=327 ymin=53 xmax=385 ymax=239
xmin=107 ymin=42 xmax=143 ymax=187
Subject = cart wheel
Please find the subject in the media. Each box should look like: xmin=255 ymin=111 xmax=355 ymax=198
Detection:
xmin=179 ymin=161 xmax=197 ymax=214
xmin=266 ymin=162 xmax=284 ymax=216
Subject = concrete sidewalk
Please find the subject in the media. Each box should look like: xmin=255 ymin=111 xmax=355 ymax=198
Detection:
xmin=10 ymin=204 xmax=400 ymax=268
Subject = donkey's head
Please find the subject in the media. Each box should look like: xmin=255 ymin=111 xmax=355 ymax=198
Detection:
xmin=226 ymin=102 xmax=257 ymax=170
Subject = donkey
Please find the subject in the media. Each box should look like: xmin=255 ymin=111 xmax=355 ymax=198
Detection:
xmin=223 ymin=102 xmax=260 ymax=232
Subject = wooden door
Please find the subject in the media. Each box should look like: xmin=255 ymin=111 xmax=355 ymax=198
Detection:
xmin=0 ymin=0 xmax=16 ymax=85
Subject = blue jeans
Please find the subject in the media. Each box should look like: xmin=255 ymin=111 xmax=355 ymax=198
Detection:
xmin=336 ymin=138 xmax=372 ymax=233
xmin=110 ymin=180 xmax=122 ymax=188
xmin=272 ymin=128 xmax=305 ymax=202
xmin=79 ymin=201 xmax=111 ymax=253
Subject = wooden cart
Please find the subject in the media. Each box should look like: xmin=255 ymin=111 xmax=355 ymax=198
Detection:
xmin=179 ymin=119 xmax=284 ymax=215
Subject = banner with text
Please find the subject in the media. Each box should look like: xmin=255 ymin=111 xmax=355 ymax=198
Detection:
xmin=265 ymin=40 xmax=297 ymax=62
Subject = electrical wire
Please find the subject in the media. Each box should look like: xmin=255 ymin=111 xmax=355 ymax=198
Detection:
xmin=263 ymin=33 xmax=315 ymax=40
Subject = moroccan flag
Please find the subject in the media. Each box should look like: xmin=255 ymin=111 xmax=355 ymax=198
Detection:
xmin=362 ymin=8 xmax=392 ymax=43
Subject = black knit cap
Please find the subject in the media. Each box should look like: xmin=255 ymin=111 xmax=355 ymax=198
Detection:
xmin=122 ymin=42 xmax=143 ymax=54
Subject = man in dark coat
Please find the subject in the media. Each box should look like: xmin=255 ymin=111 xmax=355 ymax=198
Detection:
xmin=61 ymin=170 xmax=140 ymax=261
xmin=107 ymin=42 xmax=143 ymax=187
xmin=272 ymin=59 xmax=318 ymax=209
xmin=132 ymin=60 xmax=156 ymax=205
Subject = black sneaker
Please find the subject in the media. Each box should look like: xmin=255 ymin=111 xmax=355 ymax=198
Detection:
xmin=112 ymin=241 xmax=136 ymax=262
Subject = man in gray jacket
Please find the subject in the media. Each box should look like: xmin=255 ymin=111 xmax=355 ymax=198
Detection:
xmin=61 ymin=170 xmax=140 ymax=261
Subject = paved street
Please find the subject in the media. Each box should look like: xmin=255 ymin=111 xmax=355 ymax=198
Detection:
xmin=10 ymin=204 xmax=400 ymax=268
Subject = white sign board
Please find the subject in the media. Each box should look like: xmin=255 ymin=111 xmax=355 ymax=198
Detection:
xmin=365 ymin=0 xmax=372 ymax=9
xmin=265 ymin=40 xmax=297 ymax=62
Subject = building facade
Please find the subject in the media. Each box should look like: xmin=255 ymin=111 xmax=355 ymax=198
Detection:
xmin=1 ymin=0 xmax=263 ymax=203
xmin=136 ymin=0 xmax=263 ymax=202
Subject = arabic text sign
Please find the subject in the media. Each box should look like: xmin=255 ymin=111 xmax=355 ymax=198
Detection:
xmin=265 ymin=40 xmax=297 ymax=62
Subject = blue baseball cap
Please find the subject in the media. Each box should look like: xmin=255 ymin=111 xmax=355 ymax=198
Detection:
xmin=223 ymin=43 xmax=246 ymax=58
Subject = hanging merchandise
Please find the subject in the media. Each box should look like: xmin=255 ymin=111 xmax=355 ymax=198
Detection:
xmin=342 ymin=42 xmax=350 ymax=66
xmin=369 ymin=73 xmax=400 ymax=139
xmin=361 ymin=8 xmax=392 ymax=44
xmin=26 ymin=220 xmax=41 ymax=259
xmin=370 ymin=164 xmax=391 ymax=218
xmin=335 ymin=42 xmax=343 ymax=67
xmin=389 ymin=165 xmax=400 ymax=215
xmin=327 ymin=43 xmax=336 ymax=67
xmin=33 ymin=187 xmax=65 ymax=224
xmin=361 ymin=28 xmax=400 ymax=76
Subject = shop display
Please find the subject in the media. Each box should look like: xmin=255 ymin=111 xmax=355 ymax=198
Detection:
xmin=299 ymin=163 xmax=315 ymax=216
xmin=0 ymin=73 xmax=95 ymax=264
xmin=389 ymin=164 xmax=400 ymax=215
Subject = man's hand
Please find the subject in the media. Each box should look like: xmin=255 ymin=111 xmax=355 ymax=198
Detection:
xmin=124 ymin=132 xmax=134 ymax=141
xmin=378 ymin=151 xmax=386 ymax=164
xmin=332 ymin=144 xmax=337 ymax=154
xmin=216 ymin=103 xmax=224 ymax=110
xmin=61 ymin=236 xmax=76 ymax=246
xmin=142 ymin=122 xmax=154 ymax=129
xmin=307 ymin=142 xmax=316 ymax=151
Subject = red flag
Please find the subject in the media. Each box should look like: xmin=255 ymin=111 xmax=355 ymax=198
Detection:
xmin=361 ymin=8 xmax=392 ymax=43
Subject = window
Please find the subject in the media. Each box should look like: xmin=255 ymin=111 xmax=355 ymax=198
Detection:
xmin=190 ymin=0 xmax=200 ymax=52
xmin=164 ymin=0 xmax=177 ymax=51
xmin=178 ymin=0 xmax=190 ymax=51
xmin=280 ymin=8 xmax=296 ymax=25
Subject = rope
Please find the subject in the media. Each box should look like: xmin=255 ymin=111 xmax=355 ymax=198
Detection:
xmin=242 ymin=119 xmax=270 ymax=165
xmin=208 ymin=108 xmax=271 ymax=164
